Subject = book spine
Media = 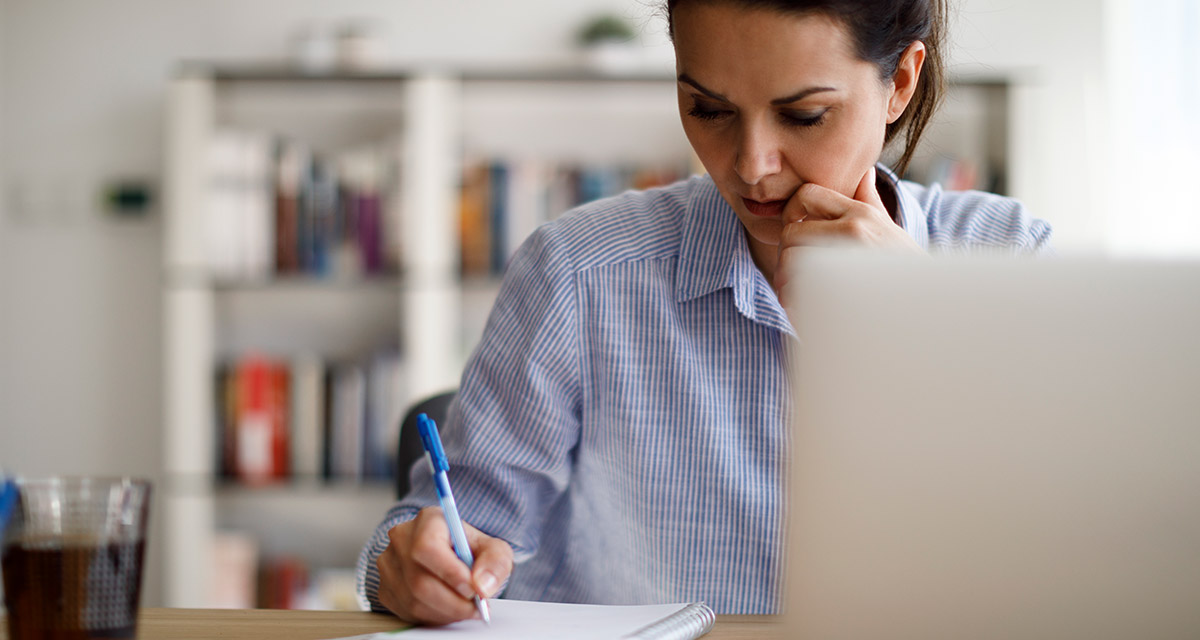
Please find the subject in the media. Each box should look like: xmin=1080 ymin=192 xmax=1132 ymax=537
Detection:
xmin=458 ymin=161 xmax=492 ymax=277
xmin=363 ymin=350 xmax=405 ymax=479
xmin=271 ymin=362 xmax=290 ymax=480
xmin=505 ymin=159 xmax=547 ymax=263
xmin=208 ymin=531 xmax=259 ymax=609
xmin=289 ymin=355 xmax=325 ymax=480
xmin=214 ymin=364 xmax=236 ymax=479
xmin=358 ymin=190 xmax=383 ymax=275
xmin=243 ymin=132 xmax=275 ymax=281
xmin=307 ymin=161 xmax=337 ymax=277
xmin=329 ymin=364 xmax=366 ymax=481
xmin=488 ymin=161 xmax=509 ymax=275
xmin=235 ymin=355 xmax=275 ymax=485
xmin=206 ymin=130 xmax=244 ymax=279
xmin=274 ymin=141 xmax=306 ymax=274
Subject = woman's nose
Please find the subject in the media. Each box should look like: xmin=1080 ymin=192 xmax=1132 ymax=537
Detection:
xmin=734 ymin=124 xmax=782 ymax=185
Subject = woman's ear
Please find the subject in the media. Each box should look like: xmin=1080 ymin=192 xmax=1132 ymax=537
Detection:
xmin=887 ymin=41 xmax=926 ymax=124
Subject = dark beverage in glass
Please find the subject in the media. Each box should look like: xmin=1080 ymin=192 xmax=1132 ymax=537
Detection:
xmin=1 ymin=478 xmax=151 ymax=640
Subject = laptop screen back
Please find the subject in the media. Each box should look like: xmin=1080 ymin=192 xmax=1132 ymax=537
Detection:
xmin=783 ymin=251 xmax=1200 ymax=640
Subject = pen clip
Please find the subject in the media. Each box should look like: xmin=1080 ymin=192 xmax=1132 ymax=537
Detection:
xmin=416 ymin=413 xmax=450 ymax=473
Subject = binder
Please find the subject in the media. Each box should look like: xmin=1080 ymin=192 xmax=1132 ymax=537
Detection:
xmin=623 ymin=602 xmax=716 ymax=639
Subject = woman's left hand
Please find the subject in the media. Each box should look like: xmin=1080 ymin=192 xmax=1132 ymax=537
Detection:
xmin=773 ymin=166 xmax=924 ymax=296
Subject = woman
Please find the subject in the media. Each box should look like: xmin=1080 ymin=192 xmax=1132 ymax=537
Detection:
xmin=359 ymin=0 xmax=1052 ymax=624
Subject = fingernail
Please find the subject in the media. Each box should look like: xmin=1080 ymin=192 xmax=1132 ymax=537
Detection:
xmin=456 ymin=583 xmax=475 ymax=600
xmin=476 ymin=571 xmax=498 ymax=597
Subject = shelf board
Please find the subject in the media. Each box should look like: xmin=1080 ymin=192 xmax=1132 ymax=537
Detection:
xmin=177 ymin=62 xmax=413 ymax=84
xmin=209 ymin=275 xmax=404 ymax=292
xmin=215 ymin=478 xmax=396 ymax=498
xmin=460 ymin=68 xmax=675 ymax=84
xmin=166 ymin=267 xmax=403 ymax=289
xmin=166 ymin=267 xmax=493 ymax=293
xmin=179 ymin=61 xmax=1008 ymax=88
xmin=164 ymin=473 xmax=396 ymax=496
xmin=176 ymin=61 xmax=675 ymax=85
xmin=459 ymin=274 xmax=505 ymax=291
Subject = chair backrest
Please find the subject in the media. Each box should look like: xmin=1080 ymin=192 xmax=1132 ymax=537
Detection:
xmin=395 ymin=390 xmax=457 ymax=500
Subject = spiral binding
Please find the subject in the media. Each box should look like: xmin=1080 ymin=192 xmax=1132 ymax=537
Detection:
xmin=622 ymin=602 xmax=716 ymax=640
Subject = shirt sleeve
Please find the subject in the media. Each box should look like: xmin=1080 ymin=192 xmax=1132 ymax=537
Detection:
xmin=356 ymin=221 xmax=583 ymax=612
xmin=920 ymin=184 xmax=1055 ymax=256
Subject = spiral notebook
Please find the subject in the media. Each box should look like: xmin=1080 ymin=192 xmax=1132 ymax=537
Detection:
xmin=332 ymin=599 xmax=715 ymax=640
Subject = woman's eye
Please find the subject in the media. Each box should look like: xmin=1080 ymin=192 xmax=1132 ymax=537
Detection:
xmin=688 ymin=103 xmax=730 ymax=122
xmin=782 ymin=110 xmax=828 ymax=128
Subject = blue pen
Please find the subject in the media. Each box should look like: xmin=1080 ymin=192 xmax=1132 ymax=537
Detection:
xmin=416 ymin=413 xmax=491 ymax=624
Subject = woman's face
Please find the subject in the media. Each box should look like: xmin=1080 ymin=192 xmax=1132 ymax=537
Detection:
xmin=673 ymin=2 xmax=904 ymax=266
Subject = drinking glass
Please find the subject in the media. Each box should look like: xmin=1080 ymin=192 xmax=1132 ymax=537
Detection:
xmin=1 ymin=477 xmax=152 ymax=640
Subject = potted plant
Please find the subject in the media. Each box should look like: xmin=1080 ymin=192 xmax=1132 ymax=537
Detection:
xmin=577 ymin=14 xmax=640 ymax=73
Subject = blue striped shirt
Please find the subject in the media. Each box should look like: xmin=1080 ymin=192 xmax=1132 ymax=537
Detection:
xmin=357 ymin=167 xmax=1053 ymax=614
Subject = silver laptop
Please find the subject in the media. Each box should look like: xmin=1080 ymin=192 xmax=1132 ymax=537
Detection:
xmin=782 ymin=250 xmax=1200 ymax=640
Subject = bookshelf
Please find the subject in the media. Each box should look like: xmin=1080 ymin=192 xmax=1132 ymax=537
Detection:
xmin=160 ymin=66 xmax=692 ymax=609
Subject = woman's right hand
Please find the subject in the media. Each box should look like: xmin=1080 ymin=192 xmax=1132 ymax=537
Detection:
xmin=375 ymin=506 xmax=514 ymax=625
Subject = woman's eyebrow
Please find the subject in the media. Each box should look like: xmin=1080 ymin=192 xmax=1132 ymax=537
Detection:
xmin=677 ymin=73 xmax=838 ymax=105
xmin=771 ymin=86 xmax=837 ymax=105
xmin=677 ymin=73 xmax=727 ymax=101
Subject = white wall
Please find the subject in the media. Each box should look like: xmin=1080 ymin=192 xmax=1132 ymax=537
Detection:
xmin=0 ymin=0 xmax=1115 ymax=607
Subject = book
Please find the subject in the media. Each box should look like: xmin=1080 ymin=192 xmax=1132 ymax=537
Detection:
xmin=456 ymin=157 xmax=689 ymax=277
xmin=328 ymin=599 xmax=715 ymax=640
xmin=329 ymin=363 xmax=366 ymax=481
xmin=289 ymin=354 xmax=326 ymax=480
xmin=206 ymin=130 xmax=245 ymax=280
xmin=217 ymin=345 xmax=407 ymax=485
xmin=488 ymin=161 xmax=509 ymax=274
xmin=504 ymin=159 xmax=550 ymax=262
xmin=208 ymin=530 xmax=259 ymax=609
xmin=363 ymin=349 xmax=406 ymax=480
xmin=259 ymin=555 xmax=310 ymax=610
xmin=235 ymin=355 xmax=285 ymax=485
xmin=270 ymin=362 xmax=291 ymax=479
xmin=275 ymin=140 xmax=308 ymax=273
xmin=207 ymin=129 xmax=275 ymax=281
xmin=214 ymin=363 xmax=238 ymax=478
xmin=458 ymin=161 xmax=492 ymax=277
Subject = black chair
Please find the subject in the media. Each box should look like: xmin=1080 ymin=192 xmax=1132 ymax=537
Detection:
xmin=395 ymin=390 xmax=457 ymax=500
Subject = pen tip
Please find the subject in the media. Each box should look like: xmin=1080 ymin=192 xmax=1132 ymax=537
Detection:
xmin=477 ymin=597 xmax=491 ymax=625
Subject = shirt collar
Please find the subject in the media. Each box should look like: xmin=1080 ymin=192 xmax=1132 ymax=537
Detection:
xmin=675 ymin=175 xmax=794 ymax=335
xmin=878 ymin=164 xmax=930 ymax=250
xmin=675 ymin=175 xmax=742 ymax=304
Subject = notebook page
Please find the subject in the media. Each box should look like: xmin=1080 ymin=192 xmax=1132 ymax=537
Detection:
xmin=332 ymin=599 xmax=703 ymax=640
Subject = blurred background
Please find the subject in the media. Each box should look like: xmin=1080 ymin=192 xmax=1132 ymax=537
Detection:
xmin=0 ymin=0 xmax=1197 ymax=611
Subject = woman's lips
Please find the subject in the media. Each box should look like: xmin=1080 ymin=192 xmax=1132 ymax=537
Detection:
xmin=742 ymin=197 xmax=788 ymax=218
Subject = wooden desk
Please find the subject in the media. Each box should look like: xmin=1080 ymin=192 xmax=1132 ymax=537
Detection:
xmin=1 ymin=608 xmax=782 ymax=639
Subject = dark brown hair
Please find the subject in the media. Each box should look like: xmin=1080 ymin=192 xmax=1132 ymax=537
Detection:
xmin=666 ymin=0 xmax=948 ymax=177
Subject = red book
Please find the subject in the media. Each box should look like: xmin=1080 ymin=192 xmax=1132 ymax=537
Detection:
xmin=236 ymin=356 xmax=280 ymax=485
xmin=281 ymin=557 xmax=309 ymax=609
xmin=271 ymin=364 xmax=290 ymax=480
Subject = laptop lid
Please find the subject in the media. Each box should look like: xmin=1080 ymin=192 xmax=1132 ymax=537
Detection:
xmin=783 ymin=250 xmax=1200 ymax=639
